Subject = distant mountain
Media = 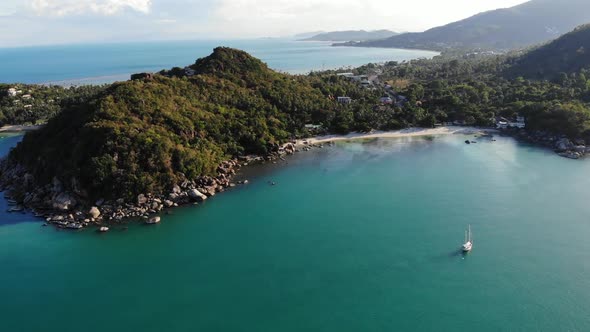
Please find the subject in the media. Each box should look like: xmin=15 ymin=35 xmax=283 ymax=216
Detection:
xmin=507 ymin=24 xmax=590 ymax=79
xmin=353 ymin=0 xmax=590 ymax=51
xmin=293 ymin=31 xmax=325 ymax=40
xmin=301 ymin=30 xmax=398 ymax=42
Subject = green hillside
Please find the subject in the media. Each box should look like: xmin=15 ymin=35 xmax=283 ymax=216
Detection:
xmin=2 ymin=48 xmax=381 ymax=202
xmin=507 ymin=24 xmax=590 ymax=79
xmin=354 ymin=0 xmax=590 ymax=51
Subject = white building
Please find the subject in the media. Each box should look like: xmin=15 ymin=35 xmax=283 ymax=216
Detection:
xmin=336 ymin=73 xmax=354 ymax=78
xmin=497 ymin=121 xmax=508 ymax=129
xmin=337 ymin=97 xmax=352 ymax=104
xmin=7 ymin=88 xmax=17 ymax=97
xmin=380 ymin=96 xmax=394 ymax=105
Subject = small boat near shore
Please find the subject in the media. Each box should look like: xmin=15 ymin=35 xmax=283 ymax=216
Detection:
xmin=462 ymin=225 xmax=473 ymax=252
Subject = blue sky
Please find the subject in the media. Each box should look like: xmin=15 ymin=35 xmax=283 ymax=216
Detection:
xmin=0 ymin=0 xmax=529 ymax=47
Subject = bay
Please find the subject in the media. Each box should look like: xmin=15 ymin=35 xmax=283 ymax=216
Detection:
xmin=1 ymin=133 xmax=590 ymax=331
xmin=0 ymin=39 xmax=437 ymax=85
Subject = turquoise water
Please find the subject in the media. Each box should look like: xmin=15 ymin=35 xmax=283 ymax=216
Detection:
xmin=0 ymin=39 xmax=437 ymax=85
xmin=2 ymin=134 xmax=590 ymax=331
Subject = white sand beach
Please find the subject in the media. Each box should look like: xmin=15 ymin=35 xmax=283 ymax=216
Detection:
xmin=296 ymin=126 xmax=497 ymax=146
xmin=0 ymin=125 xmax=42 ymax=133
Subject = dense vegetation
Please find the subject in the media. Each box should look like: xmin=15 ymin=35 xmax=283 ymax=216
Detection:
xmin=6 ymin=48 xmax=384 ymax=201
xmin=5 ymin=23 xmax=590 ymax=205
xmin=353 ymin=0 xmax=590 ymax=51
xmin=507 ymin=24 xmax=590 ymax=79
xmin=0 ymin=84 xmax=104 ymax=126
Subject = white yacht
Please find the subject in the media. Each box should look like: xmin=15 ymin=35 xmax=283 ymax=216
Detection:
xmin=462 ymin=225 xmax=473 ymax=252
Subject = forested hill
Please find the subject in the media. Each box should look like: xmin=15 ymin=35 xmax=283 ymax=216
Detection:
xmin=352 ymin=0 xmax=590 ymax=51
xmin=506 ymin=24 xmax=590 ymax=80
xmin=2 ymin=48 xmax=380 ymax=202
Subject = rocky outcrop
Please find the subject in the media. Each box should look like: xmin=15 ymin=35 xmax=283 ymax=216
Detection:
xmin=2 ymin=137 xmax=336 ymax=231
xmin=555 ymin=138 xmax=574 ymax=152
xmin=52 ymin=192 xmax=77 ymax=211
xmin=0 ymin=157 xmax=248 ymax=230
xmin=507 ymin=128 xmax=590 ymax=160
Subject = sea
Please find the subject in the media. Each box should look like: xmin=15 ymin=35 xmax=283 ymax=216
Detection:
xmin=2 ymin=132 xmax=590 ymax=331
xmin=0 ymin=39 xmax=438 ymax=85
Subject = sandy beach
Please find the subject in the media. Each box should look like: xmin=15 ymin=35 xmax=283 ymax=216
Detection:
xmin=0 ymin=125 xmax=42 ymax=133
xmin=296 ymin=126 xmax=497 ymax=146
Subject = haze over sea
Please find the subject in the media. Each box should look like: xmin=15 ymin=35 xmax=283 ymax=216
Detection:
xmin=2 ymin=132 xmax=590 ymax=331
xmin=0 ymin=39 xmax=437 ymax=85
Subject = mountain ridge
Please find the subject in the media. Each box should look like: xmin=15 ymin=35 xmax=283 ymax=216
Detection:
xmin=350 ymin=0 xmax=590 ymax=51
xmin=301 ymin=30 xmax=398 ymax=42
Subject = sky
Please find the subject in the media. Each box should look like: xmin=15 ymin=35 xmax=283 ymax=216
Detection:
xmin=0 ymin=0 xmax=530 ymax=47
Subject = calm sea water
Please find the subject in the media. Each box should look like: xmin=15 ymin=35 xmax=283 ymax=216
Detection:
xmin=0 ymin=39 xmax=437 ymax=85
xmin=1 ymin=133 xmax=590 ymax=331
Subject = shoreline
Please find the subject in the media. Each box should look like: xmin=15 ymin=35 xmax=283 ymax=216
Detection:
xmin=0 ymin=125 xmax=42 ymax=133
xmin=295 ymin=126 xmax=497 ymax=147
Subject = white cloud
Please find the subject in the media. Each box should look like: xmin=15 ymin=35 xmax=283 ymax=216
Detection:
xmin=30 ymin=0 xmax=152 ymax=16
xmin=212 ymin=0 xmax=529 ymax=37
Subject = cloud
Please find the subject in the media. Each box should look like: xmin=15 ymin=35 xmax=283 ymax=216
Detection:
xmin=30 ymin=0 xmax=152 ymax=16
xmin=211 ymin=0 xmax=530 ymax=37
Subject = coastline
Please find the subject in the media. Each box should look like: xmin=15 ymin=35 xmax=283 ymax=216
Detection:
xmin=295 ymin=126 xmax=496 ymax=147
xmin=1 ymin=125 xmax=494 ymax=230
xmin=0 ymin=125 xmax=42 ymax=133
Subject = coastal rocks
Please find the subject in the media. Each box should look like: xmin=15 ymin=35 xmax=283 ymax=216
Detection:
xmin=137 ymin=194 xmax=148 ymax=205
xmin=52 ymin=192 xmax=77 ymax=211
xmin=555 ymin=138 xmax=574 ymax=152
xmin=0 ymin=150 xmax=244 ymax=230
xmin=146 ymin=216 xmax=161 ymax=224
xmin=559 ymin=151 xmax=582 ymax=159
xmin=283 ymin=143 xmax=296 ymax=155
xmin=88 ymin=206 xmax=101 ymax=219
xmin=189 ymin=189 xmax=207 ymax=202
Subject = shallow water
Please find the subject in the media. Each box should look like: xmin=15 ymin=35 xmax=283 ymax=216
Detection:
xmin=1 ymin=134 xmax=590 ymax=331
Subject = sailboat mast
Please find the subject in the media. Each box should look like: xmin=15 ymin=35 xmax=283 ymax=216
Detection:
xmin=468 ymin=225 xmax=472 ymax=242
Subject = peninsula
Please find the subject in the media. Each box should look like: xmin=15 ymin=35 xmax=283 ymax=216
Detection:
xmin=2 ymin=22 xmax=590 ymax=228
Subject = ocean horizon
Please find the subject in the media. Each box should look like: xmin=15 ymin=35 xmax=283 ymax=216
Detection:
xmin=0 ymin=39 xmax=438 ymax=86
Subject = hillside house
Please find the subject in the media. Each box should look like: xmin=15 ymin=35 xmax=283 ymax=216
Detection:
xmin=380 ymin=96 xmax=394 ymax=105
xmin=184 ymin=67 xmax=196 ymax=76
xmin=337 ymin=97 xmax=352 ymax=104
xmin=7 ymin=88 xmax=17 ymax=97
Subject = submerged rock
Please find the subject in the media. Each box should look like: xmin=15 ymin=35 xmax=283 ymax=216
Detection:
xmin=146 ymin=216 xmax=161 ymax=224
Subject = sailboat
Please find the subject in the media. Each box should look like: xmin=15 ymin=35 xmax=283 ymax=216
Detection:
xmin=462 ymin=225 xmax=473 ymax=252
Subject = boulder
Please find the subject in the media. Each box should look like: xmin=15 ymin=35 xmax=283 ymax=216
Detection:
xmin=189 ymin=189 xmax=207 ymax=202
xmin=172 ymin=184 xmax=182 ymax=194
xmin=137 ymin=194 xmax=148 ymax=205
xmin=146 ymin=216 xmax=161 ymax=224
xmin=555 ymin=138 xmax=574 ymax=152
xmin=163 ymin=200 xmax=174 ymax=208
xmin=88 ymin=206 xmax=101 ymax=219
xmin=52 ymin=192 xmax=77 ymax=211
